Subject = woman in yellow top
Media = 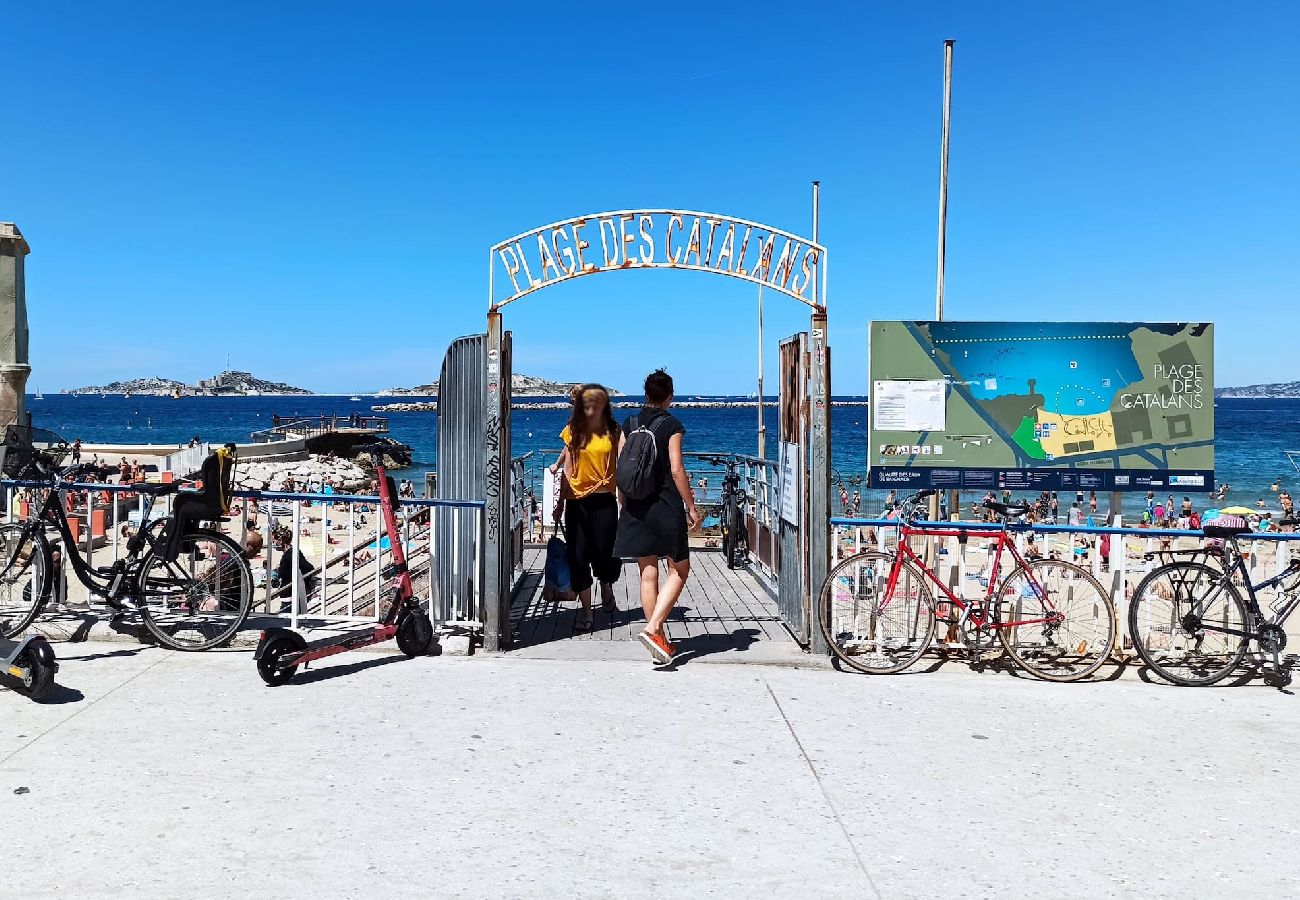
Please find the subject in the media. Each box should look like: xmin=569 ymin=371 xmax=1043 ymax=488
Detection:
xmin=550 ymin=384 xmax=622 ymax=630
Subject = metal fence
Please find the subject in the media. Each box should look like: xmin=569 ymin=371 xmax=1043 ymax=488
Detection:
xmin=528 ymin=449 xmax=782 ymax=588
xmin=2 ymin=479 xmax=485 ymax=633
xmin=828 ymin=515 xmax=1300 ymax=649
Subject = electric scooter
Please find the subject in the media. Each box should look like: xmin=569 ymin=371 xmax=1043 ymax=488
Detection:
xmin=1 ymin=633 xmax=57 ymax=700
xmin=253 ymin=460 xmax=436 ymax=685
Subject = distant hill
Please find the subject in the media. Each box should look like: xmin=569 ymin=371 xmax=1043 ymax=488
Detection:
xmin=69 ymin=370 xmax=311 ymax=397
xmin=1215 ymin=381 xmax=1300 ymax=399
xmin=376 ymin=374 xmax=621 ymax=398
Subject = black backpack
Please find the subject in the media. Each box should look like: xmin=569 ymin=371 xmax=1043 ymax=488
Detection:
xmin=617 ymin=414 xmax=665 ymax=500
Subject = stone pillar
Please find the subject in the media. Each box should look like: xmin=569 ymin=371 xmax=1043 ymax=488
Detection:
xmin=0 ymin=223 xmax=31 ymax=430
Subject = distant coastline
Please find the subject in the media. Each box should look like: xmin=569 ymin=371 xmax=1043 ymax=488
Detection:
xmin=375 ymin=399 xmax=870 ymax=412
xmin=1214 ymin=381 xmax=1300 ymax=399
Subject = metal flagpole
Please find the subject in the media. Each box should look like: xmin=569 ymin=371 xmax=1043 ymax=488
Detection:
xmin=936 ymin=39 xmax=954 ymax=321
xmin=935 ymin=39 xmax=955 ymax=528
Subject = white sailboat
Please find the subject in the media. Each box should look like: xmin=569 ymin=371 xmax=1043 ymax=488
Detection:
xmin=33 ymin=385 xmax=43 ymax=400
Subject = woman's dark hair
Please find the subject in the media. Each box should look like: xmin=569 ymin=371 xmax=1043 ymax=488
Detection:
xmin=644 ymin=368 xmax=674 ymax=404
xmin=565 ymin=383 xmax=616 ymax=451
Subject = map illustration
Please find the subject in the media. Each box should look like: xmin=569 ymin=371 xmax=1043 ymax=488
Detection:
xmin=868 ymin=321 xmax=1215 ymax=492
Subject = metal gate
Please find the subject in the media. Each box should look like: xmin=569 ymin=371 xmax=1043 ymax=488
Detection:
xmin=434 ymin=334 xmax=488 ymax=626
xmin=482 ymin=313 xmax=514 ymax=651
xmin=777 ymin=332 xmax=809 ymax=643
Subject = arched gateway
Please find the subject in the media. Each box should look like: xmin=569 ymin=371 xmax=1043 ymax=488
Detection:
xmin=459 ymin=199 xmax=831 ymax=653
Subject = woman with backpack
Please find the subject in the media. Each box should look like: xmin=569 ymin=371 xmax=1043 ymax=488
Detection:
xmin=614 ymin=369 xmax=703 ymax=665
xmin=550 ymin=384 xmax=622 ymax=631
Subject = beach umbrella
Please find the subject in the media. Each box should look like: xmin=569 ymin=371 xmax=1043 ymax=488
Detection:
xmin=1219 ymin=506 xmax=1254 ymax=516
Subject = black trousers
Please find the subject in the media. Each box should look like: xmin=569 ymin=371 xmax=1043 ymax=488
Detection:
xmin=164 ymin=494 xmax=222 ymax=562
xmin=564 ymin=493 xmax=621 ymax=593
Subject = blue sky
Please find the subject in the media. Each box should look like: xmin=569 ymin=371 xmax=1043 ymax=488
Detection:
xmin=2 ymin=1 xmax=1295 ymax=394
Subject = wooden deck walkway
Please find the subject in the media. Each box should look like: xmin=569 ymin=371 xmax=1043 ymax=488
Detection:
xmin=508 ymin=547 xmax=799 ymax=662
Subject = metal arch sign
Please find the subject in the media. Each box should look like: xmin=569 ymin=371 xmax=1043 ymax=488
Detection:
xmin=488 ymin=209 xmax=827 ymax=311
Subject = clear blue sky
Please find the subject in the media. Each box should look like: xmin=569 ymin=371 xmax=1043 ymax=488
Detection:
xmin=3 ymin=1 xmax=1295 ymax=394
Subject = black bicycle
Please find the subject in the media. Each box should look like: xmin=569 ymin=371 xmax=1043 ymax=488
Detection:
xmin=0 ymin=425 xmax=253 ymax=650
xmin=700 ymin=456 xmax=749 ymax=569
xmin=1128 ymin=517 xmax=1300 ymax=687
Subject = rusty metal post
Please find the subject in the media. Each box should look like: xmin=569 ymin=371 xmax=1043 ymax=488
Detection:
xmin=482 ymin=310 xmax=509 ymax=651
xmin=808 ymin=182 xmax=831 ymax=655
xmin=0 ymin=223 xmax=31 ymax=430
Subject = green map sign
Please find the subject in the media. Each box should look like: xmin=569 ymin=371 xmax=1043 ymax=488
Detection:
xmin=868 ymin=321 xmax=1214 ymax=493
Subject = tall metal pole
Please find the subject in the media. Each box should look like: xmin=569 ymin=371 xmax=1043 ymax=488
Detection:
xmin=935 ymin=39 xmax=954 ymax=320
xmin=808 ymin=179 xmax=831 ymax=654
xmin=935 ymin=40 xmax=955 ymax=527
xmin=757 ymin=284 xmax=766 ymax=458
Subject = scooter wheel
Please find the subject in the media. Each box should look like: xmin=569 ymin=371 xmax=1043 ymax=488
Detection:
xmin=396 ymin=610 xmax=435 ymax=658
xmin=12 ymin=644 xmax=56 ymax=701
xmin=257 ymin=635 xmax=301 ymax=686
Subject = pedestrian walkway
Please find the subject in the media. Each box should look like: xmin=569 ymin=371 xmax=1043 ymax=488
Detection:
xmin=5 ymin=642 xmax=1296 ymax=898
xmin=507 ymin=547 xmax=805 ymax=664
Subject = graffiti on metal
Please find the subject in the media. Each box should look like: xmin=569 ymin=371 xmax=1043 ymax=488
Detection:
xmin=489 ymin=209 xmax=827 ymax=309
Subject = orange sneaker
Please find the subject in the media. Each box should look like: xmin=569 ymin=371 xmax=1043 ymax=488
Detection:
xmin=638 ymin=630 xmax=674 ymax=665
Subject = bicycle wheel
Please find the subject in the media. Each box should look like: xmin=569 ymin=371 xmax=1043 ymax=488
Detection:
xmin=994 ymin=559 xmax=1115 ymax=682
xmin=720 ymin=497 xmax=736 ymax=567
xmin=135 ymin=529 xmax=253 ymax=650
xmin=820 ymin=550 xmax=935 ymax=674
xmin=726 ymin=500 xmax=748 ymax=569
xmin=0 ymin=524 xmax=49 ymax=639
xmin=1128 ymin=561 xmax=1250 ymax=686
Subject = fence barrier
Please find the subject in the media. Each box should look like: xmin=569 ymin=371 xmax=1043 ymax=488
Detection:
xmin=828 ymin=516 xmax=1300 ymax=652
xmin=2 ymin=479 xmax=485 ymax=634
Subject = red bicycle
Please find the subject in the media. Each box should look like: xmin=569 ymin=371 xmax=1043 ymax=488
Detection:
xmin=821 ymin=490 xmax=1116 ymax=682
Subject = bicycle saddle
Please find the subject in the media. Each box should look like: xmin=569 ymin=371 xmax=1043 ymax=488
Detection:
xmin=131 ymin=482 xmax=180 ymax=496
xmin=984 ymin=500 xmax=1031 ymax=518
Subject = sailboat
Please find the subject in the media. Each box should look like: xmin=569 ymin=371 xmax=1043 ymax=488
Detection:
xmin=33 ymin=385 xmax=43 ymax=400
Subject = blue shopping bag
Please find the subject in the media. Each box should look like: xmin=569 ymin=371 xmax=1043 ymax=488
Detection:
xmin=544 ymin=534 xmax=572 ymax=598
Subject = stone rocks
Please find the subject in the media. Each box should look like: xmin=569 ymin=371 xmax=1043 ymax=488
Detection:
xmin=235 ymin=454 xmax=372 ymax=493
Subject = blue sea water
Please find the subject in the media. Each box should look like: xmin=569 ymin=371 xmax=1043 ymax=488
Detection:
xmin=21 ymin=394 xmax=1300 ymax=514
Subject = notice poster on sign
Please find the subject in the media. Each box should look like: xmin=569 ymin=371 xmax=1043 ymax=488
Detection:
xmin=873 ymin=380 xmax=946 ymax=433
xmin=779 ymin=442 xmax=801 ymax=525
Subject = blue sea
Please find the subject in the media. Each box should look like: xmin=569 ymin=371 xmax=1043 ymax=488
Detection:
xmin=21 ymin=394 xmax=1300 ymax=515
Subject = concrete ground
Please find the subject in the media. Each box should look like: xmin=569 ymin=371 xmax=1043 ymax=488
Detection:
xmin=3 ymin=641 xmax=1298 ymax=899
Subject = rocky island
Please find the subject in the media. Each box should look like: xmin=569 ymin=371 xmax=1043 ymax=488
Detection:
xmin=1215 ymin=381 xmax=1300 ymax=399
xmin=374 ymin=373 xmax=622 ymax=403
xmin=69 ymin=370 xmax=312 ymax=397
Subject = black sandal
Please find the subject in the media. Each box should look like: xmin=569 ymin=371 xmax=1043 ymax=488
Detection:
xmin=574 ymin=612 xmax=593 ymax=632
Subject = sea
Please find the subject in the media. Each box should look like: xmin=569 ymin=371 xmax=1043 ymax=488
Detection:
xmin=22 ymin=394 xmax=1300 ymax=516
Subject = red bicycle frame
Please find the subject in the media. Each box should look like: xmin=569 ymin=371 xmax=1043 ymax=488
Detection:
xmin=883 ymin=522 xmax=1062 ymax=631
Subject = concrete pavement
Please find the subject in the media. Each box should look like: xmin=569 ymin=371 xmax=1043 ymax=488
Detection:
xmin=3 ymin=642 xmax=1298 ymax=898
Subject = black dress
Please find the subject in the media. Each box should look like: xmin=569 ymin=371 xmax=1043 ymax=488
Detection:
xmin=613 ymin=407 xmax=690 ymax=562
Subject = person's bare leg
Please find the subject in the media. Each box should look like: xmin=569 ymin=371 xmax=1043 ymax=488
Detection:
xmin=577 ymin=586 xmax=592 ymax=614
xmin=646 ymin=558 xmax=690 ymax=635
xmin=638 ymin=557 xmax=659 ymax=622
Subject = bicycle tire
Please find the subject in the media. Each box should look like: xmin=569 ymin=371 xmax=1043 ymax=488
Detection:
xmin=820 ymin=550 xmax=935 ymax=674
xmin=0 ymin=523 xmax=49 ymax=639
xmin=994 ymin=559 xmax=1116 ymax=682
xmin=135 ymin=529 xmax=253 ymax=651
xmin=720 ymin=496 xmax=736 ymax=566
xmin=726 ymin=498 xmax=747 ymax=569
xmin=1128 ymin=561 xmax=1250 ymax=686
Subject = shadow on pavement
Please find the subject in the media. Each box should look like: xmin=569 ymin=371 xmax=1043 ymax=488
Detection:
xmin=35 ymin=683 xmax=86 ymax=705
xmin=290 ymin=653 xmax=413 ymax=685
xmin=659 ymin=628 xmax=762 ymax=669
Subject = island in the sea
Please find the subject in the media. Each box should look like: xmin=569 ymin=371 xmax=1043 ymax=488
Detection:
xmin=1215 ymin=381 xmax=1300 ymax=399
xmin=376 ymin=374 xmax=622 ymax=398
xmin=68 ymin=370 xmax=312 ymax=397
